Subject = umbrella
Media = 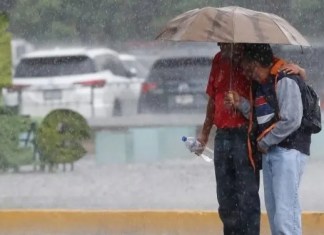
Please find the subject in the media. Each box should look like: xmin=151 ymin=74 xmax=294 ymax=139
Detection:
xmin=156 ymin=6 xmax=310 ymax=47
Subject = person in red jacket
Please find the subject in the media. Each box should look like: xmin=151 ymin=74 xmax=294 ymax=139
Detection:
xmin=197 ymin=43 xmax=260 ymax=235
xmin=196 ymin=43 xmax=305 ymax=235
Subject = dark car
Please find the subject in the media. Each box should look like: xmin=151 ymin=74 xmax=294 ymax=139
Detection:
xmin=137 ymin=56 xmax=213 ymax=113
xmin=273 ymin=44 xmax=324 ymax=92
xmin=274 ymin=43 xmax=324 ymax=110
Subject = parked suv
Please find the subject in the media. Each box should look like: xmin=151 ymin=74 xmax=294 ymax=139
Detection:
xmin=137 ymin=55 xmax=213 ymax=113
xmin=119 ymin=53 xmax=149 ymax=79
xmin=3 ymin=47 xmax=144 ymax=118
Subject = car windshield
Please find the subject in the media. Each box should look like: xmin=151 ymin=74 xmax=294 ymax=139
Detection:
xmin=148 ymin=57 xmax=212 ymax=81
xmin=122 ymin=59 xmax=148 ymax=78
xmin=15 ymin=56 xmax=96 ymax=77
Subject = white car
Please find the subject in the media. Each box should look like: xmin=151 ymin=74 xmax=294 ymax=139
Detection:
xmin=11 ymin=38 xmax=35 ymax=68
xmin=3 ymin=47 xmax=144 ymax=119
xmin=119 ymin=53 xmax=149 ymax=79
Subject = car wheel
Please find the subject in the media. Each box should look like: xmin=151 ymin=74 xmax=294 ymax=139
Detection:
xmin=113 ymin=100 xmax=122 ymax=116
xmin=137 ymin=102 xmax=143 ymax=114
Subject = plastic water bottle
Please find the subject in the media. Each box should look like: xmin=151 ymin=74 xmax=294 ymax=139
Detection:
xmin=181 ymin=136 xmax=213 ymax=163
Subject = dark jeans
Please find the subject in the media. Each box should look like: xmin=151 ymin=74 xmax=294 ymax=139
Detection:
xmin=214 ymin=127 xmax=260 ymax=235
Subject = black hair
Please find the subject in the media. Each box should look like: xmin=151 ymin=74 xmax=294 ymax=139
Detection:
xmin=243 ymin=43 xmax=273 ymax=67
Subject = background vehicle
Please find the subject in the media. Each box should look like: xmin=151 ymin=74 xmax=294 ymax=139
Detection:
xmin=137 ymin=54 xmax=214 ymax=114
xmin=119 ymin=53 xmax=149 ymax=79
xmin=274 ymin=43 xmax=324 ymax=108
xmin=3 ymin=47 xmax=144 ymax=119
xmin=11 ymin=38 xmax=34 ymax=69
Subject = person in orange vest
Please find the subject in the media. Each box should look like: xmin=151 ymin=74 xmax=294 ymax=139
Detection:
xmin=229 ymin=43 xmax=309 ymax=235
xmin=195 ymin=43 xmax=304 ymax=235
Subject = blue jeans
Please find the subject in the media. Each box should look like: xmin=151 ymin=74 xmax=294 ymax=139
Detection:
xmin=263 ymin=146 xmax=308 ymax=235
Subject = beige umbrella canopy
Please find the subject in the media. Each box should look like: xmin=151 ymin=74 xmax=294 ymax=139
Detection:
xmin=156 ymin=6 xmax=310 ymax=46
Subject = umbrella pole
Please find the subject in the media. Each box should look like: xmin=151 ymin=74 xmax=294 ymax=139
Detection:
xmin=230 ymin=43 xmax=237 ymax=114
xmin=229 ymin=43 xmax=233 ymax=91
xmin=229 ymin=43 xmax=236 ymax=114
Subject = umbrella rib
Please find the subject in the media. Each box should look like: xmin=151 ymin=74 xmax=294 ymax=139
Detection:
xmin=232 ymin=6 xmax=237 ymax=43
xmin=268 ymin=13 xmax=295 ymax=45
xmin=180 ymin=10 xmax=203 ymax=41
xmin=274 ymin=18 xmax=305 ymax=46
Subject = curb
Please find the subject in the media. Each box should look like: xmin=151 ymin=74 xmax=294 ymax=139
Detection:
xmin=0 ymin=210 xmax=323 ymax=234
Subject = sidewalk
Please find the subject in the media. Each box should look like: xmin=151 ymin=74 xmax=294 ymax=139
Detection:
xmin=0 ymin=155 xmax=323 ymax=211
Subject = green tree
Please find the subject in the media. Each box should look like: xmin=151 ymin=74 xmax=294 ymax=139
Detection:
xmin=8 ymin=0 xmax=324 ymax=44
xmin=0 ymin=108 xmax=34 ymax=172
xmin=36 ymin=109 xmax=90 ymax=172
xmin=0 ymin=13 xmax=11 ymax=87
xmin=0 ymin=0 xmax=16 ymax=12
xmin=9 ymin=0 xmax=78 ymax=44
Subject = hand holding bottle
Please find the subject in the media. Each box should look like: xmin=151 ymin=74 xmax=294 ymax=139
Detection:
xmin=182 ymin=136 xmax=213 ymax=163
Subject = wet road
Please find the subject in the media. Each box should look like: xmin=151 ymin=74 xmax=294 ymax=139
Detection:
xmin=0 ymin=155 xmax=323 ymax=211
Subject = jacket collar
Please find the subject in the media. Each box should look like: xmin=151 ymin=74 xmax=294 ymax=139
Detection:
xmin=270 ymin=57 xmax=287 ymax=76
